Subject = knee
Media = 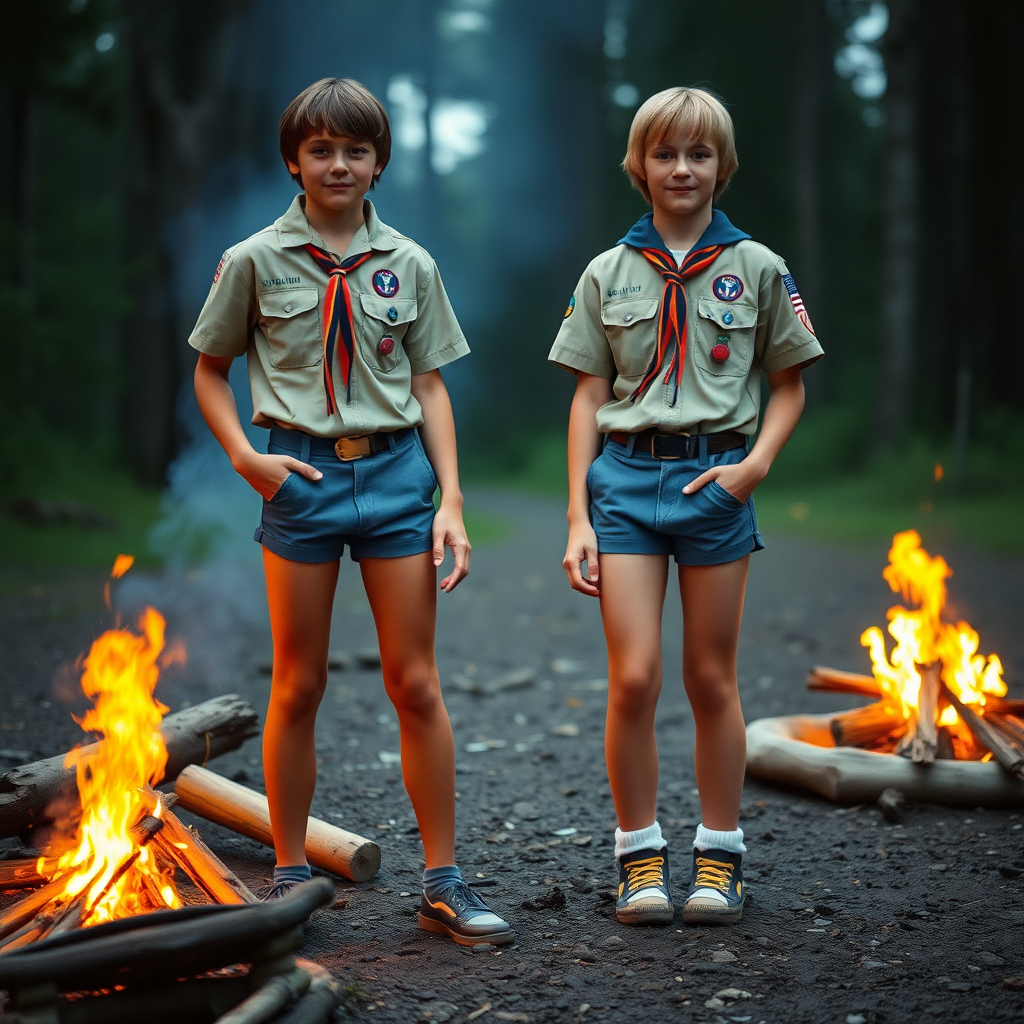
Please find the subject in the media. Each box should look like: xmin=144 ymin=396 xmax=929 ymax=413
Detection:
xmin=683 ymin=661 xmax=738 ymax=717
xmin=270 ymin=667 xmax=327 ymax=722
xmin=608 ymin=664 xmax=661 ymax=719
xmin=384 ymin=663 xmax=441 ymax=720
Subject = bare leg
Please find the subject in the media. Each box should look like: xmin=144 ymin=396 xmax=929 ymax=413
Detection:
xmin=599 ymin=553 xmax=670 ymax=832
xmin=678 ymin=556 xmax=749 ymax=832
xmin=360 ymin=552 xmax=456 ymax=868
xmin=262 ymin=548 xmax=339 ymax=867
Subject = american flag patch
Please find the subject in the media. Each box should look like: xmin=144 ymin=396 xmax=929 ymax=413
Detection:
xmin=782 ymin=273 xmax=815 ymax=335
xmin=213 ymin=253 xmax=227 ymax=284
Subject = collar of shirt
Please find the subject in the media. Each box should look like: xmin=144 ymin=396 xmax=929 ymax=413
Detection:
xmin=616 ymin=207 xmax=750 ymax=255
xmin=274 ymin=195 xmax=399 ymax=259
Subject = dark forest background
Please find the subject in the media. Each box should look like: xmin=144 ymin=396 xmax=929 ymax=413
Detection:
xmin=2 ymin=0 xmax=1023 ymax=564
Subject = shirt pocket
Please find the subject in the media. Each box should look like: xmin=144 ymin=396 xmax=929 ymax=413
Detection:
xmin=600 ymin=296 xmax=660 ymax=378
xmin=258 ymin=288 xmax=322 ymax=369
xmin=358 ymin=293 xmax=418 ymax=373
xmin=694 ymin=297 xmax=757 ymax=378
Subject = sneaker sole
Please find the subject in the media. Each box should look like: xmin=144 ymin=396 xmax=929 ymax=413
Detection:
xmin=682 ymin=900 xmax=744 ymax=926
xmin=418 ymin=912 xmax=517 ymax=947
xmin=615 ymin=903 xmax=675 ymax=926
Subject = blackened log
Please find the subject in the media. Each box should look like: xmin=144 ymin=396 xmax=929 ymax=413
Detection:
xmin=0 ymin=695 xmax=259 ymax=838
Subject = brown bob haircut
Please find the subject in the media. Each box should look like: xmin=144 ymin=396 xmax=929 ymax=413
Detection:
xmin=622 ymin=87 xmax=738 ymax=203
xmin=279 ymin=78 xmax=392 ymax=190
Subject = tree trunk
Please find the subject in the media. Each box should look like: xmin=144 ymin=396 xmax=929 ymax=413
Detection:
xmin=872 ymin=0 xmax=920 ymax=453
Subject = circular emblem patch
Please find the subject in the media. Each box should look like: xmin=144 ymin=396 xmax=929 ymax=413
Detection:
xmin=712 ymin=274 xmax=744 ymax=302
xmin=378 ymin=336 xmax=395 ymax=357
xmin=372 ymin=269 xmax=399 ymax=297
xmin=563 ymin=295 xmax=576 ymax=319
xmin=798 ymin=309 xmax=816 ymax=336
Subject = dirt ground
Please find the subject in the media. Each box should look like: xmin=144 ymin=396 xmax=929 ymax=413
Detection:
xmin=2 ymin=489 xmax=1023 ymax=1024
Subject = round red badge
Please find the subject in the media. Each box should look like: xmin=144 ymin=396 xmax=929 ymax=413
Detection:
xmin=378 ymin=336 xmax=395 ymax=356
xmin=711 ymin=343 xmax=730 ymax=362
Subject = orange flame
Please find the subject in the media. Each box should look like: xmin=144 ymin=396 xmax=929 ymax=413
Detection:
xmin=43 ymin=559 xmax=181 ymax=924
xmin=860 ymin=531 xmax=1006 ymax=734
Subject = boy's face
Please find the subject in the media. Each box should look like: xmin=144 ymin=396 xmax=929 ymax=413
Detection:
xmin=287 ymin=133 xmax=383 ymax=214
xmin=643 ymin=133 xmax=720 ymax=218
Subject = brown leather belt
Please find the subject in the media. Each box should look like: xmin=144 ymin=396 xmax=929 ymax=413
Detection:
xmin=333 ymin=428 xmax=413 ymax=461
xmin=607 ymin=429 xmax=747 ymax=460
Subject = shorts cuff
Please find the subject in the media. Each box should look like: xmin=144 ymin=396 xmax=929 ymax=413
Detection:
xmin=254 ymin=527 xmax=343 ymax=564
xmin=350 ymin=537 xmax=433 ymax=561
xmin=594 ymin=540 xmax=673 ymax=556
xmin=673 ymin=533 xmax=764 ymax=566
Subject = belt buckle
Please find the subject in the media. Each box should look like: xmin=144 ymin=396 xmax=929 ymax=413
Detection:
xmin=650 ymin=432 xmax=690 ymax=460
xmin=334 ymin=436 xmax=371 ymax=461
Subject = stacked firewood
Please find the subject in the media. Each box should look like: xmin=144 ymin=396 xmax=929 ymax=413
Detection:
xmin=809 ymin=666 xmax=1024 ymax=778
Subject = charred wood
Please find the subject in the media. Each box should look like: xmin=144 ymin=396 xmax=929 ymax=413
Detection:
xmin=941 ymin=685 xmax=1024 ymax=780
xmin=0 ymin=695 xmax=259 ymax=839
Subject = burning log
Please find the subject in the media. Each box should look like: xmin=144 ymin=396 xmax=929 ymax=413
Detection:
xmin=895 ymin=663 xmax=940 ymax=764
xmin=174 ymin=765 xmax=381 ymax=883
xmin=808 ymin=666 xmax=881 ymax=697
xmin=746 ymin=712 xmax=1024 ymax=806
xmin=140 ymin=787 xmax=257 ymax=905
xmin=830 ymin=701 xmax=903 ymax=747
xmin=940 ymin=684 xmax=1024 ymax=781
xmin=0 ymin=858 xmax=50 ymax=890
xmin=0 ymin=695 xmax=260 ymax=839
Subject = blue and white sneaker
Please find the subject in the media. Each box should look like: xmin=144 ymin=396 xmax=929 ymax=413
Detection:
xmin=615 ymin=846 xmax=674 ymax=925
xmin=418 ymin=879 xmax=516 ymax=946
xmin=683 ymin=848 xmax=744 ymax=925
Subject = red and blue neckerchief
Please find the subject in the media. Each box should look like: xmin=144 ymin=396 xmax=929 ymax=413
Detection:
xmin=618 ymin=210 xmax=749 ymax=405
xmin=304 ymin=243 xmax=374 ymax=414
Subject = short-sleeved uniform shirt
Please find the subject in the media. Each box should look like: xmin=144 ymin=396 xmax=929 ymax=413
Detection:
xmin=548 ymin=210 xmax=823 ymax=436
xmin=188 ymin=196 xmax=469 ymax=437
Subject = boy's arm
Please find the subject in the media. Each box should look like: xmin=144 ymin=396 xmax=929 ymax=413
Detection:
xmin=563 ymin=371 xmax=613 ymax=596
xmin=194 ymin=354 xmax=323 ymax=500
xmin=683 ymin=365 xmax=805 ymax=502
xmin=410 ymin=368 xmax=469 ymax=593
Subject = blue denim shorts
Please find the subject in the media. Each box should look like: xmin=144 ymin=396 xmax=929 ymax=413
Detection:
xmin=254 ymin=426 xmax=436 ymax=563
xmin=587 ymin=436 xmax=765 ymax=566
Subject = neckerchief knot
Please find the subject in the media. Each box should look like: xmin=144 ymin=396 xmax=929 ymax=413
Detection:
xmin=304 ymin=242 xmax=374 ymax=414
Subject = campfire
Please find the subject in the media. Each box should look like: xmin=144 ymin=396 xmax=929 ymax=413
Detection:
xmin=746 ymin=531 xmax=1024 ymax=807
xmin=808 ymin=530 xmax=1023 ymax=774
xmin=0 ymin=558 xmax=381 ymax=1022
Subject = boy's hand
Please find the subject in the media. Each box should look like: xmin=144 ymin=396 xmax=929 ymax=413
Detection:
xmin=563 ymin=521 xmax=601 ymax=597
xmin=235 ymin=451 xmax=322 ymax=501
xmin=432 ymin=502 xmax=470 ymax=592
xmin=682 ymin=457 xmax=766 ymax=505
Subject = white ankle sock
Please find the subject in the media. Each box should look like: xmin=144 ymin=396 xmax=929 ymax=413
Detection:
xmin=693 ymin=823 xmax=746 ymax=853
xmin=690 ymin=824 xmax=745 ymax=906
xmin=614 ymin=820 xmax=666 ymax=859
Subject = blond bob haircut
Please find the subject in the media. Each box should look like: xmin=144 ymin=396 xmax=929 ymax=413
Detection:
xmin=622 ymin=87 xmax=738 ymax=203
xmin=279 ymin=78 xmax=392 ymax=190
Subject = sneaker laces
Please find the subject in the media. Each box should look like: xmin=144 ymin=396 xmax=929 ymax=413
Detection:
xmin=694 ymin=856 xmax=734 ymax=894
xmin=430 ymin=878 xmax=491 ymax=917
xmin=625 ymin=855 xmax=666 ymax=891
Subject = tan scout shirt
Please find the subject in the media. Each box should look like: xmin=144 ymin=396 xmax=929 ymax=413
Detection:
xmin=188 ymin=196 xmax=469 ymax=437
xmin=548 ymin=210 xmax=823 ymax=436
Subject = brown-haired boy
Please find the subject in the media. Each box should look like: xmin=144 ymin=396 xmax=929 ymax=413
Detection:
xmin=550 ymin=87 xmax=822 ymax=926
xmin=190 ymin=78 xmax=514 ymax=946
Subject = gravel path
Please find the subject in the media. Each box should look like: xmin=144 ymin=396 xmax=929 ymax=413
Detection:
xmin=2 ymin=489 xmax=1023 ymax=1023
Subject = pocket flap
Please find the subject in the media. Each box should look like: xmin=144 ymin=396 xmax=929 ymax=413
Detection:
xmin=697 ymin=297 xmax=757 ymax=330
xmin=359 ymin=293 xmax=418 ymax=326
xmin=258 ymin=288 xmax=319 ymax=318
xmin=600 ymin=297 xmax=660 ymax=328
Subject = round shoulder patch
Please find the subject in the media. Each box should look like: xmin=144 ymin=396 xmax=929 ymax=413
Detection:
xmin=372 ymin=268 xmax=400 ymax=297
xmin=564 ymin=294 xmax=576 ymax=319
xmin=712 ymin=274 xmax=744 ymax=302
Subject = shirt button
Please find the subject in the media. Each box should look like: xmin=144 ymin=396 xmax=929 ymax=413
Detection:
xmin=387 ymin=306 xmax=398 ymax=321
xmin=284 ymin=303 xmax=293 ymax=313
xmin=722 ymin=311 xmax=734 ymax=324
xmin=623 ymin=313 xmax=634 ymax=323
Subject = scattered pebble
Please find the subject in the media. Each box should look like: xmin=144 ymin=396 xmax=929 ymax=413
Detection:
xmin=355 ymin=648 xmax=381 ymax=668
xmin=877 ymin=787 xmax=907 ymax=823
xmin=710 ymin=949 xmax=737 ymax=962
xmin=846 ymin=1015 xmax=867 ymax=1024
xmin=552 ymin=827 xmax=577 ymax=836
xmin=550 ymin=724 xmax=580 ymax=737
